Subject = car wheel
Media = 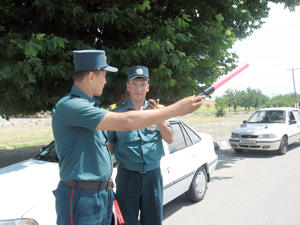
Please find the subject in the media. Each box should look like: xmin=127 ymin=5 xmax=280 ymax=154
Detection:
xmin=277 ymin=136 xmax=288 ymax=155
xmin=234 ymin=148 xmax=243 ymax=153
xmin=214 ymin=141 xmax=219 ymax=151
xmin=185 ymin=167 xmax=207 ymax=202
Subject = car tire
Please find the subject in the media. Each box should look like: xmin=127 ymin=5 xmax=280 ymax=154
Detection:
xmin=185 ymin=167 xmax=207 ymax=202
xmin=214 ymin=141 xmax=220 ymax=151
xmin=277 ymin=136 xmax=288 ymax=155
xmin=234 ymin=148 xmax=243 ymax=153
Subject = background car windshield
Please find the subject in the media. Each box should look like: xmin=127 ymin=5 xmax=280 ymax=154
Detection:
xmin=293 ymin=110 xmax=300 ymax=121
xmin=248 ymin=110 xmax=286 ymax=123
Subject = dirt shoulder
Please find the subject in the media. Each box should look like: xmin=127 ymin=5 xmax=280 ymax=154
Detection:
xmin=180 ymin=112 xmax=252 ymax=142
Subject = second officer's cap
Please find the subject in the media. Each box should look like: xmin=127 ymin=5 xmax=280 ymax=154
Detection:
xmin=72 ymin=50 xmax=118 ymax=72
xmin=128 ymin=66 xmax=149 ymax=81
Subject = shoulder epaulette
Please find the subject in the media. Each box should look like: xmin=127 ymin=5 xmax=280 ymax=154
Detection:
xmin=109 ymin=103 xmax=117 ymax=111
xmin=109 ymin=101 xmax=125 ymax=111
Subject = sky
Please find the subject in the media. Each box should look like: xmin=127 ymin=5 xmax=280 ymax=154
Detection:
xmin=211 ymin=2 xmax=300 ymax=99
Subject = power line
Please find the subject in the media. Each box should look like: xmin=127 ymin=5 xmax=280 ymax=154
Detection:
xmin=286 ymin=68 xmax=300 ymax=108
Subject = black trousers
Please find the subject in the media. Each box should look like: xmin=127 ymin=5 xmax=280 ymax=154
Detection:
xmin=115 ymin=167 xmax=163 ymax=225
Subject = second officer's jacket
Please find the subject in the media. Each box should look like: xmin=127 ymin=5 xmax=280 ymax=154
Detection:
xmin=107 ymin=99 xmax=170 ymax=172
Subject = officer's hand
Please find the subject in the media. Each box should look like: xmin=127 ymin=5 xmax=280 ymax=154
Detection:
xmin=147 ymin=99 xmax=163 ymax=109
xmin=172 ymin=95 xmax=206 ymax=116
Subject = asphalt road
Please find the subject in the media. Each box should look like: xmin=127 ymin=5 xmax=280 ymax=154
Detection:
xmin=162 ymin=144 xmax=300 ymax=225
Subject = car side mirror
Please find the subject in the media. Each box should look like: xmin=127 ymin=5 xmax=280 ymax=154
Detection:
xmin=240 ymin=120 xmax=247 ymax=127
xmin=289 ymin=120 xmax=297 ymax=125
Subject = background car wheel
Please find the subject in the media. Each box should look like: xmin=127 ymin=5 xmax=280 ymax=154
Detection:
xmin=277 ymin=136 xmax=288 ymax=155
xmin=185 ymin=167 xmax=207 ymax=202
xmin=234 ymin=148 xmax=243 ymax=153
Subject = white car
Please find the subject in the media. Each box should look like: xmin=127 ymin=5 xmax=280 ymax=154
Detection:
xmin=229 ymin=107 xmax=300 ymax=155
xmin=0 ymin=118 xmax=218 ymax=225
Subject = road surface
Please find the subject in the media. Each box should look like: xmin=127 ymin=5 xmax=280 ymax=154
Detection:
xmin=163 ymin=144 xmax=300 ymax=225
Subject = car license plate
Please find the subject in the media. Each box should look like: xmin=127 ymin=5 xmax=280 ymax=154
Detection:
xmin=240 ymin=139 xmax=256 ymax=144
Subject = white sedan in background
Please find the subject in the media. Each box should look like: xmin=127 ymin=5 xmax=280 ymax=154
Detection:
xmin=229 ymin=107 xmax=300 ymax=155
xmin=0 ymin=118 xmax=218 ymax=225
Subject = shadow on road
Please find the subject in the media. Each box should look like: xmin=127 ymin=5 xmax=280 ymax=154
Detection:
xmin=214 ymin=141 xmax=300 ymax=171
xmin=163 ymin=194 xmax=194 ymax=221
xmin=215 ymin=148 xmax=275 ymax=170
xmin=287 ymin=142 xmax=300 ymax=152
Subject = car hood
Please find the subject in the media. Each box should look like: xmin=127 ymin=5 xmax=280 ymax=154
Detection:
xmin=0 ymin=159 xmax=59 ymax=225
xmin=233 ymin=123 xmax=282 ymax=134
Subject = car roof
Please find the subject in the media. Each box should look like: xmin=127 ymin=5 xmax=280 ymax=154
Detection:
xmin=257 ymin=107 xmax=299 ymax=111
xmin=168 ymin=117 xmax=181 ymax=122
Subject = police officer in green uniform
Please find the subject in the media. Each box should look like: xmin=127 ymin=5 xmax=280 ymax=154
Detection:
xmin=52 ymin=50 xmax=205 ymax=225
xmin=52 ymin=50 xmax=118 ymax=225
xmin=107 ymin=66 xmax=174 ymax=225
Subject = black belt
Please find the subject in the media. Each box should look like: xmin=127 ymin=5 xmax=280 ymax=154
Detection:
xmin=61 ymin=179 xmax=114 ymax=190
xmin=119 ymin=166 xmax=151 ymax=175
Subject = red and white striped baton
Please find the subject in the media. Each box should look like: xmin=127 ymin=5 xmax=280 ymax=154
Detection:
xmin=197 ymin=63 xmax=249 ymax=96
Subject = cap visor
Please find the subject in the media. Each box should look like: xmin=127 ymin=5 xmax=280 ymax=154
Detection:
xmin=104 ymin=66 xmax=118 ymax=72
xmin=129 ymin=75 xmax=149 ymax=80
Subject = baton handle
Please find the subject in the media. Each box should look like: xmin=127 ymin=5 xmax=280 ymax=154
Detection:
xmin=197 ymin=86 xmax=215 ymax=96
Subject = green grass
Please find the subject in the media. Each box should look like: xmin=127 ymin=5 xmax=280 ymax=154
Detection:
xmin=0 ymin=120 xmax=53 ymax=150
xmin=193 ymin=108 xmax=217 ymax=114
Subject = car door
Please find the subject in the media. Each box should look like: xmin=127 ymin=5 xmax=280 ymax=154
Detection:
xmin=290 ymin=110 xmax=300 ymax=142
xmin=161 ymin=120 xmax=201 ymax=204
xmin=287 ymin=110 xmax=300 ymax=143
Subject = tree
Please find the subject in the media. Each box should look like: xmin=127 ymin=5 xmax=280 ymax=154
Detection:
xmin=271 ymin=94 xmax=300 ymax=107
xmin=1 ymin=0 xmax=299 ymax=118
xmin=215 ymin=96 xmax=226 ymax=117
xmin=234 ymin=87 xmax=270 ymax=110
xmin=223 ymin=89 xmax=239 ymax=111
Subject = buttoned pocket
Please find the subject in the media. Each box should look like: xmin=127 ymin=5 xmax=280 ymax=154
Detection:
xmin=53 ymin=188 xmax=66 ymax=199
xmin=117 ymin=130 xmax=140 ymax=143
xmin=144 ymin=127 xmax=160 ymax=140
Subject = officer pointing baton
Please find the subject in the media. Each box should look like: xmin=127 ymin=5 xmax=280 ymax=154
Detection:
xmin=52 ymin=50 xmax=205 ymax=225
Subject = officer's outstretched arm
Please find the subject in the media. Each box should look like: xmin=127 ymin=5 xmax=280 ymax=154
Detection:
xmin=96 ymin=95 xmax=205 ymax=131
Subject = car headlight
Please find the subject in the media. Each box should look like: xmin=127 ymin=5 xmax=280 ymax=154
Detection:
xmin=257 ymin=134 xmax=276 ymax=138
xmin=231 ymin=132 xmax=239 ymax=138
xmin=0 ymin=218 xmax=39 ymax=225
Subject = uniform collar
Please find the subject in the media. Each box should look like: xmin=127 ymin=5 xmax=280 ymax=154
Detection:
xmin=124 ymin=98 xmax=148 ymax=110
xmin=70 ymin=86 xmax=101 ymax=106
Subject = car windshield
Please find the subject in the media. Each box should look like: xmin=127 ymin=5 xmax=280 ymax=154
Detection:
xmin=248 ymin=110 xmax=286 ymax=123
xmin=34 ymin=141 xmax=59 ymax=163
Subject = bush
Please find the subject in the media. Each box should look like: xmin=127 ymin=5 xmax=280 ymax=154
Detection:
xmin=215 ymin=106 xmax=226 ymax=117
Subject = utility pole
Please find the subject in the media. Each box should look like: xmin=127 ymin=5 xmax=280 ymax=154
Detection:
xmin=287 ymin=68 xmax=300 ymax=108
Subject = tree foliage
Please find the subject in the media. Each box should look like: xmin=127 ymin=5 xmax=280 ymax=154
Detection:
xmin=271 ymin=94 xmax=300 ymax=107
xmin=215 ymin=96 xmax=226 ymax=117
xmin=1 ymin=0 xmax=299 ymax=118
xmin=215 ymin=87 xmax=300 ymax=113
